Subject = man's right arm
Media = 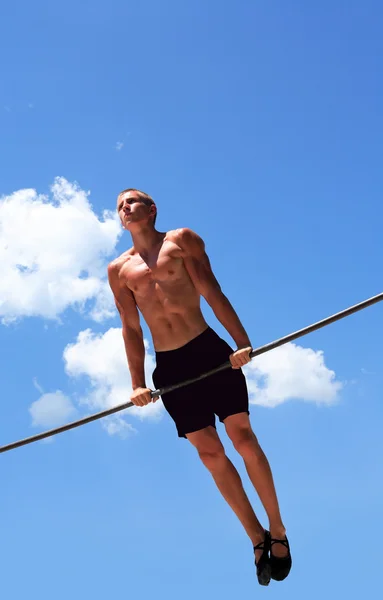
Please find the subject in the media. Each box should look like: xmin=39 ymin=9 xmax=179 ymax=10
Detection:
xmin=107 ymin=262 xmax=148 ymax=399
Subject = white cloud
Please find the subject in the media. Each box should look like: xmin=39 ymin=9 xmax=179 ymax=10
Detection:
xmin=244 ymin=342 xmax=342 ymax=407
xmin=115 ymin=142 xmax=124 ymax=151
xmin=102 ymin=416 xmax=137 ymax=438
xmin=62 ymin=327 xmax=163 ymax=436
xmin=0 ymin=177 xmax=122 ymax=323
xmin=29 ymin=391 xmax=77 ymax=428
xmin=32 ymin=377 xmax=44 ymax=394
xmin=88 ymin=280 xmax=118 ymax=322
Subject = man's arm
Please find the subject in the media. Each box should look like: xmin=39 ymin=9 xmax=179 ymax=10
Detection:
xmin=107 ymin=262 xmax=146 ymax=390
xmin=175 ymin=228 xmax=252 ymax=352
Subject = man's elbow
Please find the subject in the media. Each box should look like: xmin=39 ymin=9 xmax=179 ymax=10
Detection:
xmin=122 ymin=323 xmax=142 ymax=341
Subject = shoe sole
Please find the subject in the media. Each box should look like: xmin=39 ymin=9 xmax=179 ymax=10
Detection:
xmin=258 ymin=562 xmax=272 ymax=586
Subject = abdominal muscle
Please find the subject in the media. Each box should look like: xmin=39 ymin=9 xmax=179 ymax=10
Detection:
xmin=137 ymin=289 xmax=209 ymax=351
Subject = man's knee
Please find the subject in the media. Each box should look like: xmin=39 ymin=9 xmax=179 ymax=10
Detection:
xmin=229 ymin=427 xmax=262 ymax=459
xmin=186 ymin=427 xmax=227 ymax=472
xmin=198 ymin=446 xmax=227 ymax=472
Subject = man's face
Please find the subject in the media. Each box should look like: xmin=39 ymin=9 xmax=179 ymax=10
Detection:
xmin=117 ymin=191 xmax=153 ymax=228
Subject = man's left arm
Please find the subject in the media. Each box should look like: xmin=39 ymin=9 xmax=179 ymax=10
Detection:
xmin=175 ymin=228 xmax=252 ymax=369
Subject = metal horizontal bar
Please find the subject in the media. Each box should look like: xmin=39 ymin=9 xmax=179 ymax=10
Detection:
xmin=1 ymin=292 xmax=381 ymax=455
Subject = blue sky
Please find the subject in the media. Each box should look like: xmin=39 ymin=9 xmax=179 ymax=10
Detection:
xmin=1 ymin=1 xmax=382 ymax=598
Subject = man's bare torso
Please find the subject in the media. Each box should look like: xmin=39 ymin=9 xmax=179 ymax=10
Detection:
xmin=111 ymin=230 xmax=208 ymax=351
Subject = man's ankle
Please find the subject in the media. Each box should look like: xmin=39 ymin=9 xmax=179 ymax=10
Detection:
xmin=269 ymin=524 xmax=286 ymax=538
xmin=251 ymin=527 xmax=266 ymax=547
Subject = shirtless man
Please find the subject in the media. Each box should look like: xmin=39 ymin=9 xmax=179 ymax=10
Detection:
xmin=108 ymin=188 xmax=292 ymax=585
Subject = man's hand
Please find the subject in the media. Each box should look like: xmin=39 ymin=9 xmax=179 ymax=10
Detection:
xmin=130 ymin=387 xmax=160 ymax=406
xmin=230 ymin=346 xmax=252 ymax=369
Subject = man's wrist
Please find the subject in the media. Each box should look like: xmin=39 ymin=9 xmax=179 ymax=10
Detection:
xmin=132 ymin=383 xmax=147 ymax=390
xmin=235 ymin=340 xmax=252 ymax=350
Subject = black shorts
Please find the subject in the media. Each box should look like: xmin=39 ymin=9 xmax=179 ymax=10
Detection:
xmin=152 ymin=327 xmax=249 ymax=438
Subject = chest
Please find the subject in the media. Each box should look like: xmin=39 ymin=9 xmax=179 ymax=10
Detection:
xmin=122 ymin=246 xmax=184 ymax=293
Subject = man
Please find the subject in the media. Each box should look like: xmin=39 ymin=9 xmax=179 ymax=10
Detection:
xmin=108 ymin=188 xmax=292 ymax=586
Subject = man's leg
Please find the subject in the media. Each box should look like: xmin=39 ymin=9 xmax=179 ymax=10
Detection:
xmin=186 ymin=425 xmax=266 ymax=561
xmin=223 ymin=413 xmax=288 ymax=559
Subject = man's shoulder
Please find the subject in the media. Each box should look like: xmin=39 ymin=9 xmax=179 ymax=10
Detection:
xmin=108 ymin=248 xmax=134 ymax=274
xmin=166 ymin=227 xmax=204 ymax=246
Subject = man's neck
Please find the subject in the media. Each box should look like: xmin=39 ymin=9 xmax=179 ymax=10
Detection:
xmin=130 ymin=226 xmax=164 ymax=257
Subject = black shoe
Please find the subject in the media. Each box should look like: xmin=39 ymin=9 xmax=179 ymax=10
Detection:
xmin=270 ymin=535 xmax=292 ymax=581
xmin=254 ymin=530 xmax=271 ymax=586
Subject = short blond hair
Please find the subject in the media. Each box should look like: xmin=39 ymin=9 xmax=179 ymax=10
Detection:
xmin=117 ymin=188 xmax=157 ymax=224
